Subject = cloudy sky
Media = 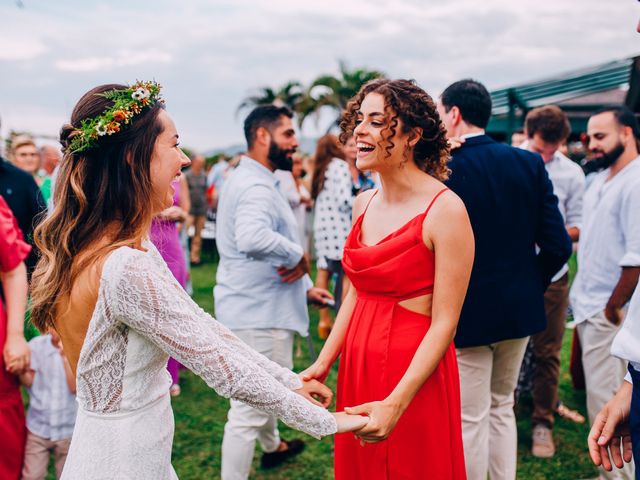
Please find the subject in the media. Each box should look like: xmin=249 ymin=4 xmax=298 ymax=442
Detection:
xmin=1 ymin=0 xmax=638 ymax=152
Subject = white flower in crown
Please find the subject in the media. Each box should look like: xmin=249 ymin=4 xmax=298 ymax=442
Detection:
xmin=132 ymin=87 xmax=150 ymax=101
xmin=96 ymin=122 xmax=108 ymax=136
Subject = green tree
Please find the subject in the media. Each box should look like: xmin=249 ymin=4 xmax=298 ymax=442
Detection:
xmin=297 ymin=61 xmax=385 ymax=130
xmin=236 ymin=81 xmax=304 ymax=116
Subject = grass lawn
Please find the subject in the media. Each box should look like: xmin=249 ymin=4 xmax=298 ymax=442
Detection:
xmin=39 ymin=250 xmax=597 ymax=479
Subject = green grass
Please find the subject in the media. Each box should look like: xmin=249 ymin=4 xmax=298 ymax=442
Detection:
xmin=39 ymin=249 xmax=596 ymax=479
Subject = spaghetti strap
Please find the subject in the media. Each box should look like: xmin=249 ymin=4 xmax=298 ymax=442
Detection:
xmin=422 ymin=188 xmax=449 ymax=217
xmin=361 ymin=189 xmax=379 ymax=216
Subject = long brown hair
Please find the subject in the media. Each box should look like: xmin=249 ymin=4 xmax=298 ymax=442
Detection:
xmin=340 ymin=79 xmax=450 ymax=180
xmin=30 ymin=84 xmax=165 ymax=332
xmin=310 ymin=134 xmax=345 ymax=200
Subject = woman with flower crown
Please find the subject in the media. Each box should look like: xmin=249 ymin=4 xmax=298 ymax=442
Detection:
xmin=28 ymin=82 xmax=367 ymax=479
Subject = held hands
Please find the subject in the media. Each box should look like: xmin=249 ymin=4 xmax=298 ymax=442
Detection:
xmin=3 ymin=333 xmax=30 ymax=375
xmin=295 ymin=376 xmax=333 ymax=408
xmin=588 ymin=382 xmax=633 ymax=472
xmin=333 ymin=411 xmax=370 ymax=433
xmin=300 ymin=360 xmax=331 ymax=384
xmin=345 ymin=399 xmax=404 ymax=444
xmin=277 ymin=253 xmax=310 ymax=283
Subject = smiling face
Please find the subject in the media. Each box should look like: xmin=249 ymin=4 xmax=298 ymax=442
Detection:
xmin=353 ymin=93 xmax=413 ymax=172
xmin=149 ymin=110 xmax=191 ymax=212
xmin=266 ymin=115 xmax=298 ymax=171
xmin=586 ymin=112 xmax=626 ymax=169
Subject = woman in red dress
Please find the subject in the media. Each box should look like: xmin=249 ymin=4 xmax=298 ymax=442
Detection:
xmin=303 ymin=79 xmax=474 ymax=479
xmin=0 ymin=194 xmax=32 ymax=479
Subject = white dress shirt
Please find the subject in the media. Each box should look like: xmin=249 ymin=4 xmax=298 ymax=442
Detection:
xmin=26 ymin=335 xmax=77 ymax=441
xmin=570 ymin=157 xmax=640 ymax=324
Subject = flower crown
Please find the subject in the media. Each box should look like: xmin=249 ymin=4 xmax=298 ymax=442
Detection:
xmin=67 ymin=81 xmax=163 ymax=154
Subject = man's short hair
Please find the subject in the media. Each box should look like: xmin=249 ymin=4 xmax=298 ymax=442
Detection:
xmin=525 ymin=105 xmax=571 ymax=144
xmin=440 ymin=79 xmax=492 ymax=129
xmin=594 ymin=105 xmax=640 ymax=139
xmin=243 ymin=105 xmax=293 ymax=149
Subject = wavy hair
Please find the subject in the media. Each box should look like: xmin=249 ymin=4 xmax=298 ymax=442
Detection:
xmin=339 ymin=79 xmax=450 ymax=180
xmin=310 ymin=134 xmax=346 ymax=200
xmin=30 ymin=84 xmax=165 ymax=332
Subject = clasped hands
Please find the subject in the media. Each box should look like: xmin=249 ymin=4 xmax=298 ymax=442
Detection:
xmin=297 ymin=364 xmax=403 ymax=442
xmin=3 ymin=332 xmax=30 ymax=375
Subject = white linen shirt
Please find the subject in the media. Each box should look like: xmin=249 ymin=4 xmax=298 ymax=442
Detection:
xmin=611 ymin=284 xmax=640 ymax=382
xmin=214 ymin=157 xmax=313 ymax=336
xmin=570 ymin=157 xmax=640 ymax=324
xmin=26 ymin=335 xmax=77 ymax=441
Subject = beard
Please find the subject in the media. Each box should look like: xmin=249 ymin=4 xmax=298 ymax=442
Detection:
xmin=588 ymin=142 xmax=625 ymax=172
xmin=267 ymin=141 xmax=295 ymax=171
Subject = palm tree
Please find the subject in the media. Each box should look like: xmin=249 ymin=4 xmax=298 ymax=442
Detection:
xmin=297 ymin=61 xmax=385 ymax=130
xmin=236 ymin=81 xmax=305 ymax=116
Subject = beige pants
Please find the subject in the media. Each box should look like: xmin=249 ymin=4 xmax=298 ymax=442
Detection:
xmin=21 ymin=430 xmax=70 ymax=480
xmin=577 ymin=311 xmax=635 ymax=480
xmin=457 ymin=336 xmax=529 ymax=480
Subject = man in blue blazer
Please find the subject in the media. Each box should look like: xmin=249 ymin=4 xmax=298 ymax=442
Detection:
xmin=437 ymin=79 xmax=572 ymax=480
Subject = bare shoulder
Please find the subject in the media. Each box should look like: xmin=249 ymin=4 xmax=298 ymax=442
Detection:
xmin=423 ymin=189 xmax=472 ymax=245
xmin=352 ymin=189 xmax=378 ymax=225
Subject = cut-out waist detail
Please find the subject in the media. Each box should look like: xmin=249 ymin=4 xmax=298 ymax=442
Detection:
xmin=356 ymin=289 xmax=433 ymax=303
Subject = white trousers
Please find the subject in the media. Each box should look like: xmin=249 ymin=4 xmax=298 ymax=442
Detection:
xmin=577 ymin=311 xmax=635 ymax=480
xmin=457 ymin=336 xmax=529 ymax=480
xmin=220 ymin=329 xmax=294 ymax=480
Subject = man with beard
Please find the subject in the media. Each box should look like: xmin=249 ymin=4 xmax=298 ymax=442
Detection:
xmin=570 ymin=105 xmax=640 ymax=480
xmin=215 ymin=105 xmax=333 ymax=480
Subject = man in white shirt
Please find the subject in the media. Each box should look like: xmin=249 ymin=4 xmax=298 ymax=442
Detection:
xmin=216 ymin=105 xmax=333 ymax=480
xmin=523 ymin=105 xmax=586 ymax=458
xmin=570 ymin=105 xmax=640 ymax=480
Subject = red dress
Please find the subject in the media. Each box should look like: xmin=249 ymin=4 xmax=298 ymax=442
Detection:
xmin=336 ymin=188 xmax=466 ymax=479
xmin=0 ymin=195 xmax=31 ymax=480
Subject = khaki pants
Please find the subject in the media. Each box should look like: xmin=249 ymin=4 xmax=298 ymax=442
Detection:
xmin=531 ymin=274 xmax=569 ymax=428
xmin=457 ymin=336 xmax=529 ymax=480
xmin=577 ymin=311 xmax=635 ymax=480
xmin=21 ymin=430 xmax=70 ymax=480
xmin=188 ymin=214 xmax=206 ymax=263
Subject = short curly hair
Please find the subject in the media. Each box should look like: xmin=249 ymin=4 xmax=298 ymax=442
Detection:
xmin=339 ymin=79 xmax=450 ymax=180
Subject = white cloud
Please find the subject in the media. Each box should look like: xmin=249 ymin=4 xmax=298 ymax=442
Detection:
xmin=55 ymin=49 xmax=173 ymax=72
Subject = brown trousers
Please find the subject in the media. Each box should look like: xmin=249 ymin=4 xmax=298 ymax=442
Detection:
xmin=21 ymin=430 xmax=70 ymax=480
xmin=531 ymin=273 xmax=569 ymax=429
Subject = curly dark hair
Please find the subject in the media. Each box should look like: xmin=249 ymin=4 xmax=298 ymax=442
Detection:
xmin=339 ymin=78 xmax=450 ymax=180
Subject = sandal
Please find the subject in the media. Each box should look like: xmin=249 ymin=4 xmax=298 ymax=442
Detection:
xmin=317 ymin=322 xmax=332 ymax=340
xmin=556 ymin=403 xmax=585 ymax=424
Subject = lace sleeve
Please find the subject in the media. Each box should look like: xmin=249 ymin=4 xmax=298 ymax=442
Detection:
xmin=106 ymin=248 xmax=337 ymax=439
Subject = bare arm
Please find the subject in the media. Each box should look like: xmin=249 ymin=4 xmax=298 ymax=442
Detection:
xmin=19 ymin=368 xmax=34 ymax=388
xmin=1 ymin=261 xmax=30 ymax=374
xmin=347 ymin=192 xmax=475 ymax=442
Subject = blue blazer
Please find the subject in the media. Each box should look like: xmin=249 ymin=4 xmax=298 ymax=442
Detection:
xmin=445 ymin=135 xmax=572 ymax=348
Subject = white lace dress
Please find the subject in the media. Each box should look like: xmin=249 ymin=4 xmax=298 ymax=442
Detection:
xmin=61 ymin=242 xmax=337 ymax=479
